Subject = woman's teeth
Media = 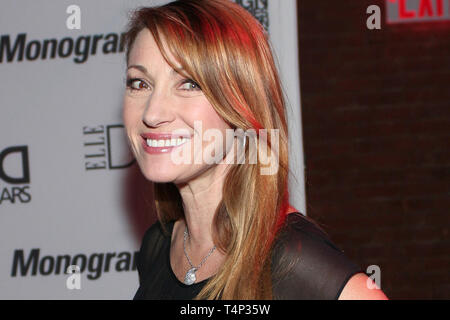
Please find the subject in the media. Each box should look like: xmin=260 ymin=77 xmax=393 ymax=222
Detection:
xmin=146 ymin=137 xmax=187 ymax=147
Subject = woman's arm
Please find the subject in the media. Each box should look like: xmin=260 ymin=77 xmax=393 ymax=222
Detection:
xmin=338 ymin=272 xmax=389 ymax=300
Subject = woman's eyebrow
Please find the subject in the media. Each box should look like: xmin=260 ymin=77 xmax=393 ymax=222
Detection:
xmin=171 ymin=66 xmax=189 ymax=78
xmin=127 ymin=64 xmax=186 ymax=77
xmin=127 ymin=64 xmax=149 ymax=76
xmin=172 ymin=66 xmax=185 ymax=74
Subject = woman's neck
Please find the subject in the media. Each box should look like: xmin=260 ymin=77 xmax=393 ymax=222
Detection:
xmin=176 ymin=163 xmax=229 ymax=250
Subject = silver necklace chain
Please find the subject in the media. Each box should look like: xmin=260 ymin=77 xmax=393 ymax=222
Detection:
xmin=182 ymin=226 xmax=216 ymax=285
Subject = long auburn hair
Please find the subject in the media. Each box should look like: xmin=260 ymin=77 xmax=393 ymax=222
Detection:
xmin=124 ymin=0 xmax=295 ymax=299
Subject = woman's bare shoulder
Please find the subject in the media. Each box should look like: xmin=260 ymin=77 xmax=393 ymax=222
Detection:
xmin=338 ymin=272 xmax=389 ymax=300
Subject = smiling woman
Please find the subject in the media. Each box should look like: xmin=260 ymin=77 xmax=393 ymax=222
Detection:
xmin=122 ymin=0 xmax=388 ymax=300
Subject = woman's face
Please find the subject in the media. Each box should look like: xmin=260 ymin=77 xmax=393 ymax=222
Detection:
xmin=123 ymin=29 xmax=232 ymax=184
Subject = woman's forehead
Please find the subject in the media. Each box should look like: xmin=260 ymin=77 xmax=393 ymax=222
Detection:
xmin=129 ymin=29 xmax=182 ymax=68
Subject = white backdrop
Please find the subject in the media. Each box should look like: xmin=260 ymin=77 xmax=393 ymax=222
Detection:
xmin=0 ymin=0 xmax=305 ymax=299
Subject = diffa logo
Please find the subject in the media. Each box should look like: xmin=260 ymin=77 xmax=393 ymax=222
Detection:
xmin=0 ymin=145 xmax=31 ymax=205
xmin=83 ymin=124 xmax=135 ymax=171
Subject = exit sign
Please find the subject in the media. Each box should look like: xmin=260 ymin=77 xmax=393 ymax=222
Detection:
xmin=387 ymin=0 xmax=450 ymax=23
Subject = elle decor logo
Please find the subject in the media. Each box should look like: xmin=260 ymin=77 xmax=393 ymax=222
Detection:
xmin=83 ymin=125 xmax=135 ymax=171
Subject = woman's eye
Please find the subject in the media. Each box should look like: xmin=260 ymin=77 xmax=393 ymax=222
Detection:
xmin=126 ymin=78 xmax=148 ymax=91
xmin=179 ymin=79 xmax=201 ymax=91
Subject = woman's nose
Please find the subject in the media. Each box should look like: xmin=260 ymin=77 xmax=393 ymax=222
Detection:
xmin=142 ymin=89 xmax=174 ymax=128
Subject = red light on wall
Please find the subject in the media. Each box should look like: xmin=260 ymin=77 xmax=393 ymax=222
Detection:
xmin=387 ymin=0 xmax=450 ymax=23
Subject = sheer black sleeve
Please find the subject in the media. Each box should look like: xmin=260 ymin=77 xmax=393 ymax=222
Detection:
xmin=271 ymin=213 xmax=364 ymax=300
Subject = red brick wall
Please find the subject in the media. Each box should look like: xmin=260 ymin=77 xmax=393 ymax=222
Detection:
xmin=297 ymin=0 xmax=450 ymax=299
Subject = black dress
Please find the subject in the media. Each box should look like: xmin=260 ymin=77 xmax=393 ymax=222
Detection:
xmin=133 ymin=212 xmax=363 ymax=300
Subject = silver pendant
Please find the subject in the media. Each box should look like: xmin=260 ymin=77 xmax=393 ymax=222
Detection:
xmin=184 ymin=267 xmax=197 ymax=285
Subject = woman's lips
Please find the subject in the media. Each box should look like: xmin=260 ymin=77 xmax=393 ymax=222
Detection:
xmin=140 ymin=132 xmax=191 ymax=154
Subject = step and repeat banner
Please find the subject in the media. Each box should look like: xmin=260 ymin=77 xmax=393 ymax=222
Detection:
xmin=0 ymin=0 xmax=305 ymax=299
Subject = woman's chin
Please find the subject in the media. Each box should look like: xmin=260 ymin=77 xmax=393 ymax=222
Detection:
xmin=140 ymin=171 xmax=177 ymax=183
xmin=138 ymin=165 xmax=172 ymax=181
xmin=136 ymin=155 xmax=216 ymax=185
xmin=135 ymin=161 xmax=179 ymax=183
